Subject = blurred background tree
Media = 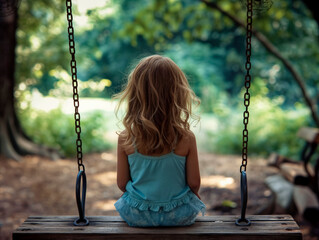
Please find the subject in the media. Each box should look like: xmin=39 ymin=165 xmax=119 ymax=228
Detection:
xmin=1 ymin=0 xmax=319 ymax=160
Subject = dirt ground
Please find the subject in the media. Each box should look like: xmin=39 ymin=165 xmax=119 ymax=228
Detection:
xmin=0 ymin=152 xmax=318 ymax=240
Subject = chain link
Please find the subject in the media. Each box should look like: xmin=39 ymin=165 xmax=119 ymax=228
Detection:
xmin=66 ymin=0 xmax=84 ymax=172
xmin=240 ymin=0 xmax=253 ymax=173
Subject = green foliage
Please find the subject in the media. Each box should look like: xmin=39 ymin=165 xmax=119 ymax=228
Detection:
xmin=164 ymin=42 xmax=231 ymax=112
xmin=18 ymin=105 xmax=113 ymax=157
xmin=17 ymin=0 xmax=319 ymax=106
xmin=222 ymin=200 xmax=237 ymax=208
xmin=15 ymin=0 xmax=319 ymax=157
xmin=16 ymin=0 xmax=69 ymax=94
xmin=118 ymin=0 xmax=319 ymax=108
xmin=202 ymin=78 xmax=309 ymax=157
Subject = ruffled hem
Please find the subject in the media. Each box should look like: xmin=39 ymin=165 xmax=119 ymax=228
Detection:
xmin=116 ymin=190 xmax=205 ymax=213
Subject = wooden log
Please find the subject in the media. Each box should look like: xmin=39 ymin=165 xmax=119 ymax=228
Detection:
xmin=264 ymin=175 xmax=294 ymax=210
xmin=12 ymin=215 xmax=302 ymax=240
xmin=267 ymin=153 xmax=299 ymax=168
xmin=268 ymin=153 xmax=281 ymax=168
xmin=297 ymin=127 xmax=319 ymax=143
xmin=280 ymin=163 xmax=314 ymax=184
xmin=293 ymin=185 xmax=319 ymax=223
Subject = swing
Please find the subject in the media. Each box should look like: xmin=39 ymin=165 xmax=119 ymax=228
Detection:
xmin=13 ymin=0 xmax=302 ymax=239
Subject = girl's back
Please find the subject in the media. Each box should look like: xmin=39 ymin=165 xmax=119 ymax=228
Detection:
xmin=125 ymin=133 xmax=193 ymax=202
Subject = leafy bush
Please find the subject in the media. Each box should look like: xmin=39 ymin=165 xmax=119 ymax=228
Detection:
xmin=19 ymin=107 xmax=113 ymax=157
xmin=202 ymin=78 xmax=309 ymax=158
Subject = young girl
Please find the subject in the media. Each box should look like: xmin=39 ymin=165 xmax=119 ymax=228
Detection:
xmin=114 ymin=55 xmax=205 ymax=227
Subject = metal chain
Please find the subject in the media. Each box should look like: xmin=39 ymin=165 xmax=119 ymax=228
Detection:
xmin=240 ymin=0 xmax=253 ymax=173
xmin=66 ymin=0 xmax=84 ymax=172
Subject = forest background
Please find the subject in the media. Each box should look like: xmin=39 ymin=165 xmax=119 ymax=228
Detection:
xmin=13 ymin=0 xmax=319 ymax=161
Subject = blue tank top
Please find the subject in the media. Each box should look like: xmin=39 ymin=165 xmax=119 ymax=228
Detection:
xmin=125 ymin=150 xmax=190 ymax=211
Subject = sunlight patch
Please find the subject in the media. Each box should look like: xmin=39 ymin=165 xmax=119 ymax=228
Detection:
xmin=92 ymin=172 xmax=116 ymax=186
xmin=101 ymin=152 xmax=116 ymax=161
xmin=93 ymin=200 xmax=116 ymax=211
xmin=201 ymin=175 xmax=236 ymax=189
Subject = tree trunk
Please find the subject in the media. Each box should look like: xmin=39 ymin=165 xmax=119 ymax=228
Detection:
xmin=201 ymin=0 xmax=319 ymax=127
xmin=0 ymin=6 xmax=60 ymax=161
xmin=302 ymin=0 xmax=319 ymax=31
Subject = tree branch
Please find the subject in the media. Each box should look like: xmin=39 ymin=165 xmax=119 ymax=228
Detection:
xmin=201 ymin=0 xmax=319 ymax=127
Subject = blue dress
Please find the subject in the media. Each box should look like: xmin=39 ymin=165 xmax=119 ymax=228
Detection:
xmin=114 ymin=149 xmax=206 ymax=227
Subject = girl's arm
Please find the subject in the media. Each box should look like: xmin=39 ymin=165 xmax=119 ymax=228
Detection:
xmin=117 ymin=135 xmax=130 ymax=192
xmin=186 ymin=133 xmax=201 ymax=199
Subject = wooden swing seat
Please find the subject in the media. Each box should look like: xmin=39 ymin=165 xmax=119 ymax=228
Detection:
xmin=13 ymin=215 xmax=302 ymax=240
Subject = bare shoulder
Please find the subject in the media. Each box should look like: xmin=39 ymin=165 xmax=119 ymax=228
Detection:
xmin=118 ymin=131 xmax=134 ymax=155
xmin=180 ymin=131 xmax=196 ymax=145
xmin=117 ymin=131 xmax=126 ymax=146
xmin=174 ymin=131 xmax=197 ymax=156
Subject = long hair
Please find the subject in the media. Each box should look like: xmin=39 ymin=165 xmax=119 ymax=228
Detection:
xmin=115 ymin=55 xmax=200 ymax=154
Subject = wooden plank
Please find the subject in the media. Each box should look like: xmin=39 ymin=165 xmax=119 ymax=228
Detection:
xmin=25 ymin=215 xmax=296 ymax=222
xmin=297 ymin=127 xmax=319 ymax=143
xmin=12 ymin=215 xmax=302 ymax=240
xmin=17 ymin=220 xmax=299 ymax=229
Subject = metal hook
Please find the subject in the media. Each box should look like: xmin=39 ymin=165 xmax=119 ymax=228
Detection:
xmin=236 ymin=171 xmax=251 ymax=226
xmin=74 ymin=170 xmax=89 ymax=226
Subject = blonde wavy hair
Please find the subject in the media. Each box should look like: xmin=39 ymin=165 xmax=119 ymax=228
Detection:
xmin=115 ymin=55 xmax=200 ymax=154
